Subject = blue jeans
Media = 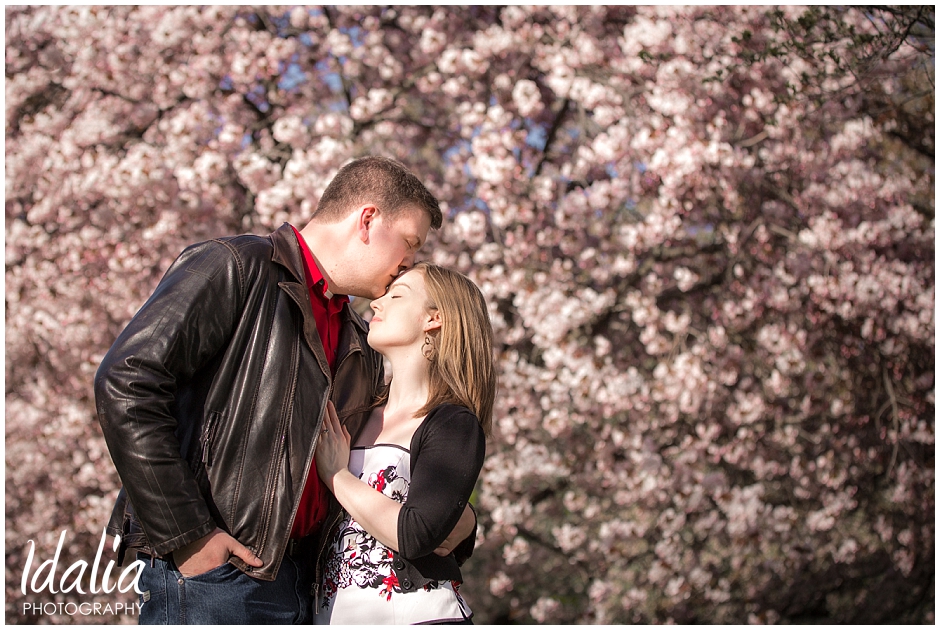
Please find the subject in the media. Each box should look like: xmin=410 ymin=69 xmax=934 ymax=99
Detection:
xmin=136 ymin=552 xmax=313 ymax=624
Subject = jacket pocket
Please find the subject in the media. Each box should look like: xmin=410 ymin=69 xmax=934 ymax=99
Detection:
xmin=201 ymin=411 xmax=223 ymax=467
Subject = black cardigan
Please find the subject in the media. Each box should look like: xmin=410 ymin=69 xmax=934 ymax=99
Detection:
xmin=393 ymin=403 xmax=486 ymax=592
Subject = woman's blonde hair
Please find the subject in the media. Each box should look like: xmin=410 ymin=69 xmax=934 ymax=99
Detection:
xmin=410 ymin=262 xmax=497 ymax=436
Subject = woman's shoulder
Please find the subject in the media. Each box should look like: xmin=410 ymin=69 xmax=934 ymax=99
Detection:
xmin=412 ymin=404 xmax=484 ymax=447
xmin=427 ymin=402 xmax=476 ymax=419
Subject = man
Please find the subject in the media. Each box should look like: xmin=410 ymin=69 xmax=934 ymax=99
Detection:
xmin=95 ymin=156 xmax=476 ymax=623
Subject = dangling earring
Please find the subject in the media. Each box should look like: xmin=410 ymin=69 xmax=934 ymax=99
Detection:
xmin=422 ymin=333 xmax=435 ymax=361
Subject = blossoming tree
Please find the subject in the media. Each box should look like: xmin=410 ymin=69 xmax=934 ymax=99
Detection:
xmin=6 ymin=5 xmax=934 ymax=623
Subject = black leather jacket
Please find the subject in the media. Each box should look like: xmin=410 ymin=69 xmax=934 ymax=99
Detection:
xmin=95 ymin=223 xmax=383 ymax=581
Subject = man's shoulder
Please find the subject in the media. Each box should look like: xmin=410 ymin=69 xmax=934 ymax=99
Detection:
xmin=178 ymin=232 xmax=272 ymax=258
xmin=211 ymin=232 xmax=274 ymax=256
xmin=168 ymin=233 xmax=279 ymax=290
xmin=183 ymin=232 xmax=277 ymax=274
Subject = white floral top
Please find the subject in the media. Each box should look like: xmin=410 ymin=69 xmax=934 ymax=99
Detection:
xmin=314 ymin=444 xmax=472 ymax=625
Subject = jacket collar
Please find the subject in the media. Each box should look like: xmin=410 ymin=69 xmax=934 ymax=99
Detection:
xmin=270 ymin=222 xmax=306 ymax=285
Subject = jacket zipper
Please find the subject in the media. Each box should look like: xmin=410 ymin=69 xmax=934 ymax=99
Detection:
xmin=201 ymin=412 xmax=222 ymax=467
xmin=258 ymin=353 xmax=303 ymax=566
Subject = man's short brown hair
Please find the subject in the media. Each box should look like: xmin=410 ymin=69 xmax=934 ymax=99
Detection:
xmin=313 ymin=156 xmax=443 ymax=229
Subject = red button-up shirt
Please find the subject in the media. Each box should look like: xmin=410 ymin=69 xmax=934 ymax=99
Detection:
xmin=289 ymin=225 xmax=349 ymax=539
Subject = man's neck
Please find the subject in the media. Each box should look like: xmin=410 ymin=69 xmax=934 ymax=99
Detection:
xmin=297 ymin=222 xmax=341 ymax=295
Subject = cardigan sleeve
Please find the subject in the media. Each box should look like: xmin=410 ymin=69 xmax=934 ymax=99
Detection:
xmin=397 ymin=405 xmax=486 ymax=560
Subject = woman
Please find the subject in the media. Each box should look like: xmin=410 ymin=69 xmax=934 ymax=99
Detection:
xmin=314 ymin=262 xmax=496 ymax=624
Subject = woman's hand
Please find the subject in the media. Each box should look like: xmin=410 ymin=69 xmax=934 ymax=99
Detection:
xmin=433 ymin=503 xmax=476 ymax=556
xmin=315 ymin=400 xmax=351 ymax=492
xmin=315 ymin=401 xmax=403 ymax=550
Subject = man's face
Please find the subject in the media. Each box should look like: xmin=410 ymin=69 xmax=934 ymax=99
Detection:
xmin=350 ymin=205 xmax=432 ymax=299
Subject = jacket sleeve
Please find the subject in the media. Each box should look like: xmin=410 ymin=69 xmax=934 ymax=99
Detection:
xmin=397 ymin=406 xmax=486 ymax=560
xmin=94 ymin=238 xmax=244 ymax=556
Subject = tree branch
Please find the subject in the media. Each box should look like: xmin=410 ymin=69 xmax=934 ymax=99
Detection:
xmin=533 ymin=97 xmax=571 ymax=177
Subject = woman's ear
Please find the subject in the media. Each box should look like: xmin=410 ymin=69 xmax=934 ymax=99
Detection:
xmin=423 ymin=309 xmax=442 ymax=333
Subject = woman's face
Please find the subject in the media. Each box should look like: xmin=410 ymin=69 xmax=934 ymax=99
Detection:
xmin=367 ymin=269 xmax=438 ymax=354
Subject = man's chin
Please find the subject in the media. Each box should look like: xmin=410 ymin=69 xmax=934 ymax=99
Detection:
xmin=344 ymin=286 xmax=381 ymax=300
xmin=346 ymin=281 xmax=388 ymax=300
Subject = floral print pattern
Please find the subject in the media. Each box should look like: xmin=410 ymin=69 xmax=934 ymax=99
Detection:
xmin=321 ymin=447 xmax=461 ymax=611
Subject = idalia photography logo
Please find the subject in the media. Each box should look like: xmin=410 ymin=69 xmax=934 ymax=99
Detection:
xmin=19 ymin=528 xmax=145 ymax=618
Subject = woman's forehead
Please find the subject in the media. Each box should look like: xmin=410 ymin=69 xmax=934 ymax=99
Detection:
xmin=390 ymin=268 xmax=423 ymax=290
